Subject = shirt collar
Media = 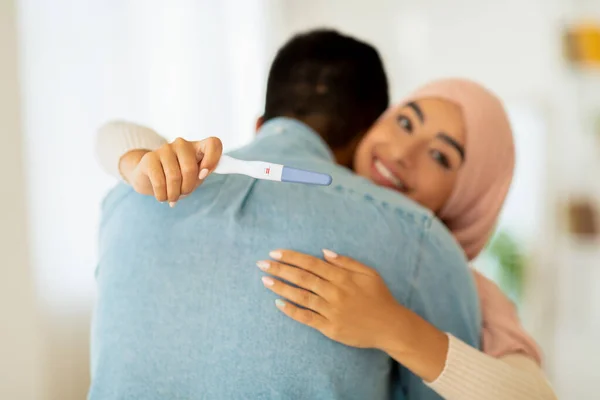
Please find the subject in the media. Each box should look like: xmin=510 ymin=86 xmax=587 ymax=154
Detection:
xmin=255 ymin=117 xmax=335 ymax=162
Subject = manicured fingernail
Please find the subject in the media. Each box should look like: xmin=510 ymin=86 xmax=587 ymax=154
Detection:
xmin=269 ymin=251 xmax=282 ymax=260
xmin=275 ymin=299 xmax=285 ymax=309
xmin=262 ymin=276 xmax=274 ymax=287
xmin=198 ymin=169 xmax=209 ymax=180
xmin=256 ymin=261 xmax=270 ymax=271
xmin=169 ymin=202 xmax=176 ymax=208
xmin=322 ymin=249 xmax=338 ymax=258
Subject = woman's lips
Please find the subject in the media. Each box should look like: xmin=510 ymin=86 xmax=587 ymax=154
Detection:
xmin=370 ymin=157 xmax=410 ymax=192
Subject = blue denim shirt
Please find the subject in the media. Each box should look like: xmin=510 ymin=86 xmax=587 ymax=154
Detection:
xmin=91 ymin=118 xmax=480 ymax=400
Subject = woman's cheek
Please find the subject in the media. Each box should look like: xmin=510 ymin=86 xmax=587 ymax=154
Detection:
xmin=427 ymin=179 xmax=456 ymax=213
xmin=353 ymin=146 xmax=372 ymax=178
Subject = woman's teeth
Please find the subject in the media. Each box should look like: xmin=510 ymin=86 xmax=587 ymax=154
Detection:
xmin=374 ymin=159 xmax=406 ymax=190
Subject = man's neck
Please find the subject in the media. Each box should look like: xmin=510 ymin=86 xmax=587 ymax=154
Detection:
xmin=332 ymin=135 xmax=361 ymax=169
xmin=291 ymin=114 xmax=362 ymax=169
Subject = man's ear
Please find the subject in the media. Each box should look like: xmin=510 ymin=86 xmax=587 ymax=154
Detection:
xmin=255 ymin=116 xmax=264 ymax=134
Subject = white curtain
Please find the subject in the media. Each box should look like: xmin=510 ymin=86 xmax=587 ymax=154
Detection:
xmin=18 ymin=0 xmax=271 ymax=305
xmin=17 ymin=1 xmax=275 ymax=397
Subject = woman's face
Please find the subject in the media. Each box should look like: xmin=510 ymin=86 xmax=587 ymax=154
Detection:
xmin=353 ymin=98 xmax=466 ymax=213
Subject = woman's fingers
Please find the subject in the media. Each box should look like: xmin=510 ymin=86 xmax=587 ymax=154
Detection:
xmin=261 ymin=276 xmax=327 ymax=314
xmin=133 ymin=137 xmax=223 ymax=207
xmin=172 ymin=137 xmax=200 ymax=197
xmin=274 ymin=299 xmax=328 ymax=331
xmin=257 ymin=260 xmax=338 ymax=301
xmin=269 ymin=250 xmax=345 ymax=282
xmin=157 ymin=144 xmax=182 ymax=204
xmin=194 ymin=136 xmax=223 ymax=178
xmin=321 ymin=249 xmax=376 ymax=275
xmin=143 ymin=152 xmax=168 ymax=202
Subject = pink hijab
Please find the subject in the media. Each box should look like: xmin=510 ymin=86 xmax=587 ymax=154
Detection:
xmin=400 ymin=78 xmax=542 ymax=363
xmin=404 ymin=78 xmax=515 ymax=260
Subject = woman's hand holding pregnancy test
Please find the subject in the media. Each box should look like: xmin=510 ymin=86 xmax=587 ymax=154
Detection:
xmin=119 ymin=137 xmax=223 ymax=206
xmin=119 ymin=137 xmax=333 ymax=206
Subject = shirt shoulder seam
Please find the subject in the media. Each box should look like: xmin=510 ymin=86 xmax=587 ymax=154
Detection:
xmin=403 ymin=214 xmax=433 ymax=306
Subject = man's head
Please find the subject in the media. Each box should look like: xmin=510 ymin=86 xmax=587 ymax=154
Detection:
xmin=260 ymin=29 xmax=389 ymax=163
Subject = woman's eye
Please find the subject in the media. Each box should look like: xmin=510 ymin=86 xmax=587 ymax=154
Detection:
xmin=397 ymin=115 xmax=413 ymax=133
xmin=430 ymin=149 xmax=450 ymax=169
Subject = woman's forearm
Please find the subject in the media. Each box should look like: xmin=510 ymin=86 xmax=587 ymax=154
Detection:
xmin=379 ymin=307 xmax=557 ymax=400
xmin=95 ymin=120 xmax=167 ymax=179
xmin=379 ymin=305 xmax=449 ymax=382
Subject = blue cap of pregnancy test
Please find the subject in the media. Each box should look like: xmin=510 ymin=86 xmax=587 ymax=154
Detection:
xmin=281 ymin=167 xmax=332 ymax=186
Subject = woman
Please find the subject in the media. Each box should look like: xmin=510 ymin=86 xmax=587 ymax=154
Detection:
xmin=95 ymin=78 xmax=556 ymax=399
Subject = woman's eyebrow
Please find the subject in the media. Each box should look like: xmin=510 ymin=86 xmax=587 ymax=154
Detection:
xmin=437 ymin=132 xmax=465 ymax=160
xmin=406 ymin=102 xmax=424 ymax=123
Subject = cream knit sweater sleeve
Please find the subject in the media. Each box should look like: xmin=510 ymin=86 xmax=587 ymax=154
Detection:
xmin=95 ymin=120 xmax=168 ymax=179
xmin=94 ymin=121 xmax=558 ymax=400
xmin=427 ymin=334 xmax=557 ymax=399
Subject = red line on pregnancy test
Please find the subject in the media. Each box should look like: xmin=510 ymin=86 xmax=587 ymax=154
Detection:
xmin=264 ymin=167 xmax=270 ymax=175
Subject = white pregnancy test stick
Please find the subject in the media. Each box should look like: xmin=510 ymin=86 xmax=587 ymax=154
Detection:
xmin=213 ymin=155 xmax=332 ymax=186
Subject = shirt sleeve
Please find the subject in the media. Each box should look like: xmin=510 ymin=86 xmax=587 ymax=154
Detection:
xmin=427 ymin=334 xmax=557 ymax=400
xmin=95 ymin=120 xmax=167 ymax=179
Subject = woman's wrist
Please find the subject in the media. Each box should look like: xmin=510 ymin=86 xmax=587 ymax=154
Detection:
xmin=118 ymin=149 xmax=149 ymax=183
xmin=377 ymin=304 xmax=449 ymax=382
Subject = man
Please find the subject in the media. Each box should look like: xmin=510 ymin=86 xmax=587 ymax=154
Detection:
xmin=90 ymin=30 xmax=480 ymax=399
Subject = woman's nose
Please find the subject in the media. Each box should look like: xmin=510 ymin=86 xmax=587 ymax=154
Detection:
xmin=389 ymin=137 xmax=428 ymax=168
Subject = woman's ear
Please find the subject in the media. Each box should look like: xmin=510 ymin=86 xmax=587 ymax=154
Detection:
xmin=255 ymin=116 xmax=264 ymax=134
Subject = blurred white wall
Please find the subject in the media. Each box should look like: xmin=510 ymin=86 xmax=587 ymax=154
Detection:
xmin=0 ymin=0 xmax=42 ymax=398
xmin=274 ymin=0 xmax=564 ymax=102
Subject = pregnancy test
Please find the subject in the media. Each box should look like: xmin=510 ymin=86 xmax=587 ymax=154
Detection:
xmin=213 ymin=155 xmax=332 ymax=186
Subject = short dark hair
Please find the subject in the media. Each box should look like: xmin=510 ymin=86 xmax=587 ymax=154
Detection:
xmin=263 ymin=29 xmax=389 ymax=149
